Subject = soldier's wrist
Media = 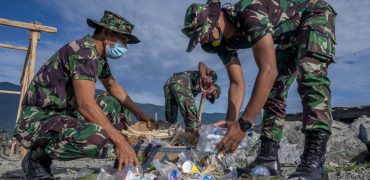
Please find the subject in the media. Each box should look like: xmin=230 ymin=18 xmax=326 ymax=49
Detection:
xmin=238 ymin=116 xmax=252 ymax=132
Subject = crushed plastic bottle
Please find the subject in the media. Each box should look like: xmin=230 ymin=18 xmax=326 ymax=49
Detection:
xmin=153 ymin=159 xmax=181 ymax=180
xmin=201 ymin=174 xmax=216 ymax=180
xmin=116 ymin=165 xmax=144 ymax=180
xmin=96 ymin=165 xmax=115 ymax=180
xmin=75 ymin=168 xmax=94 ymax=179
xmin=250 ymin=165 xmax=270 ymax=180
xmin=196 ymin=125 xmax=227 ymax=153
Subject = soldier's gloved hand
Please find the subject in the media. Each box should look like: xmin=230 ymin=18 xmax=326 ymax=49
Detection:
xmin=137 ymin=113 xmax=158 ymax=128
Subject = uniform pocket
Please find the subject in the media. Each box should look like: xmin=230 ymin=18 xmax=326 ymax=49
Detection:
xmin=307 ymin=29 xmax=336 ymax=63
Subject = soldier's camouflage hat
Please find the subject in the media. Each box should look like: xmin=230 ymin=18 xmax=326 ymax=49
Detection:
xmin=182 ymin=0 xmax=221 ymax=52
xmin=87 ymin=10 xmax=140 ymax=44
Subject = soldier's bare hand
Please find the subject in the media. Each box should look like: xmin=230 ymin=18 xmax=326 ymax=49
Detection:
xmin=216 ymin=120 xmax=246 ymax=153
xmin=137 ymin=113 xmax=157 ymax=128
xmin=115 ymin=139 xmax=138 ymax=172
xmin=212 ymin=120 xmax=227 ymax=128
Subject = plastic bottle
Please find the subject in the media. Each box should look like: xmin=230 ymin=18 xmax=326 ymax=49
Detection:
xmin=250 ymin=165 xmax=270 ymax=180
xmin=115 ymin=165 xmax=144 ymax=180
xmin=96 ymin=165 xmax=115 ymax=180
xmin=153 ymin=159 xmax=181 ymax=180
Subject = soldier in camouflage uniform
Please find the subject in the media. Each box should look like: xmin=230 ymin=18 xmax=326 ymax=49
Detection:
xmin=0 ymin=130 xmax=8 ymax=155
xmin=14 ymin=10 xmax=156 ymax=179
xmin=182 ymin=0 xmax=336 ymax=179
xmin=164 ymin=62 xmax=221 ymax=132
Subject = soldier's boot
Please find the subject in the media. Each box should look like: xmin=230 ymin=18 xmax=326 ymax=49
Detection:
xmin=247 ymin=136 xmax=282 ymax=176
xmin=21 ymin=146 xmax=55 ymax=180
xmin=288 ymin=129 xmax=330 ymax=180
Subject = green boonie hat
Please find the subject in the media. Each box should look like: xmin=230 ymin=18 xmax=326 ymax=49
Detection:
xmin=87 ymin=10 xmax=140 ymax=44
xmin=182 ymin=0 xmax=221 ymax=52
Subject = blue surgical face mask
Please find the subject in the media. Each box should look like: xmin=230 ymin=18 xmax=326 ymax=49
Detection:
xmin=105 ymin=43 xmax=128 ymax=59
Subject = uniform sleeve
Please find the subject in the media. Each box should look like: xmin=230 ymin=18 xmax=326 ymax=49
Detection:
xmin=241 ymin=3 xmax=273 ymax=46
xmin=99 ymin=60 xmax=112 ymax=79
xmin=68 ymin=48 xmax=99 ymax=81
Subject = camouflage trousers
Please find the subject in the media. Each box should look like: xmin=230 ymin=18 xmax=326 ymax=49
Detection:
xmin=262 ymin=1 xmax=336 ymax=142
xmin=164 ymin=75 xmax=200 ymax=130
xmin=1 ymin=144 xmax=6 ymax=154
xmin=14 ymin=93 xmax=131 ymax=160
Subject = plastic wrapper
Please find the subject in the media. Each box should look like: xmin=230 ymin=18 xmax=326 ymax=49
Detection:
xmin=75 ymin=168 xmax=94 ymax=179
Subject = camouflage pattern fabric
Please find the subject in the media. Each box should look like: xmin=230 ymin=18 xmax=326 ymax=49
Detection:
xmin=216 ymin=0 xmax=335 ymax=65
xmin=184 ymin=0 xmax=336 ymax=142
xmin=0 ymin=131 xmax=8 ymax=154
xmin=13 ymin=34 xmax=131 ymax=160
xmin=87 ymin=10 xmax=140 ymax=44
xmin=182 ymin=0 xmax=221 ymax=52
xmin=14 ymin=93 xmax=131 ymax=160
xmin=22 ymin=34 xmax=111 ymax=111
xmin=261 ymin=0 xmax=336 ymax=142
xmin=164 ymin=71 xmax=202 ymax=130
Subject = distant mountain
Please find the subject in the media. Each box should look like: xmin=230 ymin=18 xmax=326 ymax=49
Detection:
xmin=0 ymin=82 xmax=227 ymax=134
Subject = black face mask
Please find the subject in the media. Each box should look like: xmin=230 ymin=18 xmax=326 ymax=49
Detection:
xmin=201 ymin=26 xmax=223 ymax=54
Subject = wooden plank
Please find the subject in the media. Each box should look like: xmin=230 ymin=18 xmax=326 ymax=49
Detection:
xmin=0 ymin=43 xmax=28 ymax=51
xmin=27 ymin=31 xmax=39 ymax=81
xmin=0 ymin=90 xmax=20 ymax=95
xmin=0 ymin=18 xmax=57 ymax=33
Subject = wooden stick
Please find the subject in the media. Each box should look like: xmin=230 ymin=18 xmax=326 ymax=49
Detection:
xmin=0 ymin=90 xmax=20 ymax=94
xmin=0 ymin=43 xmax=28 ymax=51
xmin=197 ymin=93 xmax=206 ymax=121
xmin=0 ymin=18 xmax=57 ymax=33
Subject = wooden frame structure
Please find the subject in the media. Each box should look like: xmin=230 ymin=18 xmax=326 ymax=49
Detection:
xmin=0 ymin=18 xmax=57 ymax=158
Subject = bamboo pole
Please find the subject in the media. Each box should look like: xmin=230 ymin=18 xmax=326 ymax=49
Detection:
xmin=0 ymin=43 xmax=28 ymax=51
xmin=0 ymin=18 xmax=57 ymax=33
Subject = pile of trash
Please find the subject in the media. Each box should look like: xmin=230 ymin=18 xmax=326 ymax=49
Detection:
xmin=72 ymin=123 xmax=268 ymax=180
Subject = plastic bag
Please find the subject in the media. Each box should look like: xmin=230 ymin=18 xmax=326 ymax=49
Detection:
xmin=196 ymin=125 xmax=253 ymax=154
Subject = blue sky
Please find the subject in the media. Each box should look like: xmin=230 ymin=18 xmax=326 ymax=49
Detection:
xmin=0 ymin=0 xmax=369 ymax=113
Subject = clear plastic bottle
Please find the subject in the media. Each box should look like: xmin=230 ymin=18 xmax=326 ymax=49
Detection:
xmin=250 ymin=165 xmax=270 ymax=180
xmin=115 ymin=165 xmax=144 ymax=180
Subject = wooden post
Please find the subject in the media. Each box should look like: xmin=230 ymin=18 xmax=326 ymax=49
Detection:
xmin=9 ymin=30 xmax=40 ymax=160
xmin=0 ymin=18 xmax=57 ymax=159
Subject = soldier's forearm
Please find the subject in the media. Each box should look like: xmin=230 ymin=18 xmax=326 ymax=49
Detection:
xmin=226 ymin=81 xmax=245 ymax=121
xmin=198 ymin=61 xmax=208 ymax=78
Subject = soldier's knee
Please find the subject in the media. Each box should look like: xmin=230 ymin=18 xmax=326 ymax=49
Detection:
xmin=298 ymin=57 xmax=331 ymax=85
xmin=84 ymin=127 xmax=109 ymax=148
